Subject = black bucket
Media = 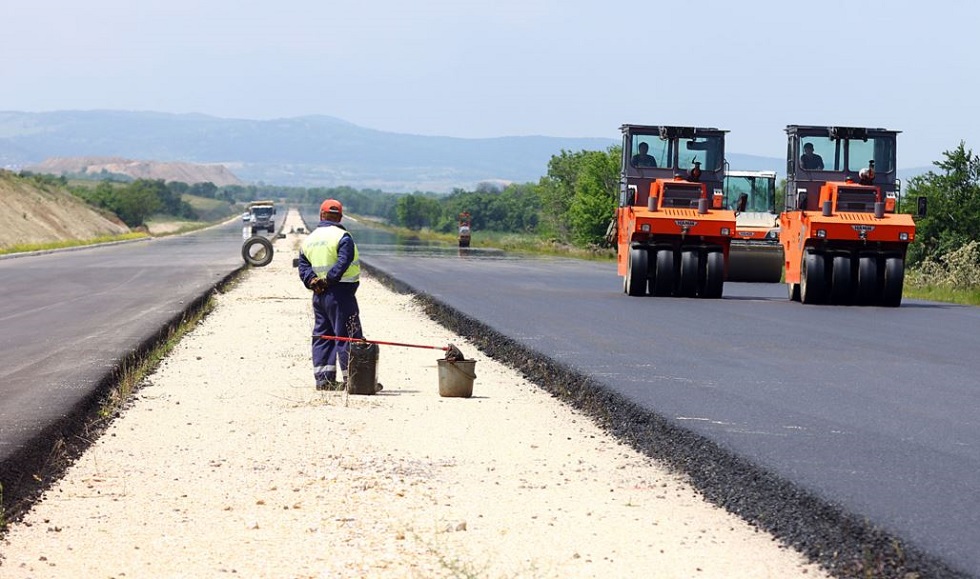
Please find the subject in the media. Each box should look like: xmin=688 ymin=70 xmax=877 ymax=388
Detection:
xmin=347 ymin=342 xmax=379 ymax=395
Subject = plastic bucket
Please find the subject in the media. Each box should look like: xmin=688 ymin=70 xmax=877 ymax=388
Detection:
xmin=437 ymin=359 xmax=476 ymax=398
xmin=347 ymin=342 xmax=379 ymax=395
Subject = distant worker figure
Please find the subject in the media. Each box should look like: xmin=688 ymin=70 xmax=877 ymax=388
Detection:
xmin=298 ymin=199 xmax=365 ymax=391
xmin=631 ymin=142 xmax=658 ymax=168
xmin=800 ymin=143 xmax=825 ymax=170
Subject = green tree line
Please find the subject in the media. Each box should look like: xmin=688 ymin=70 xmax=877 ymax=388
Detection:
xmin=21 ymin=139 xmax=980 ymax=278
xmin=900 ymin=142 xmax=980 ymax=290
xmin=218 ymin=146 xmax=622 ymax=248
xmin=904 ymin=142 xmax=980 ymax=265
xmin=71 ymin=179 xmax=197 ymax=228
xmin=357 ymin=146 xmax=622 ymax=248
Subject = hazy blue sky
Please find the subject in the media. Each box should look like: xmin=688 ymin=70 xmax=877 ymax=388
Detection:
xmin=3 ymin=0 xmax=978 ymax=168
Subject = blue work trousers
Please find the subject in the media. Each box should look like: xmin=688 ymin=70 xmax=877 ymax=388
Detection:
xmin=311 ymin=282 xmax=363 ymax=382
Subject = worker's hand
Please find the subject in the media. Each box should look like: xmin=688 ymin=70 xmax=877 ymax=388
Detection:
xmin=310 ymin=278 xmax=327 ymax=294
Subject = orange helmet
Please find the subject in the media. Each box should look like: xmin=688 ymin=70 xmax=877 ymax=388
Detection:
xmin=320 ymin=199 xmax=343 ymax=216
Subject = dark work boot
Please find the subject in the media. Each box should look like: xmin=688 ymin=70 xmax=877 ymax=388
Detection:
xmin=316 ymin=379 xmax=346 ymax=391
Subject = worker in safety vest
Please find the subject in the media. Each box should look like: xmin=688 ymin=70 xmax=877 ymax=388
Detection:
xmin=298 ymin=199 xmax=364 ymax=390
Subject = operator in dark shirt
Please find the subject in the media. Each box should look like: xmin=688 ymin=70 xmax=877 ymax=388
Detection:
xmin=800 ymin=143 xmax=825 ymax=170
xmin=631 ymin=142 xmax=658 ymax=168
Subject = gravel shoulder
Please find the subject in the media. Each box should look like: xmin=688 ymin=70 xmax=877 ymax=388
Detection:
xmin=0 ymin=210 xmax=828 ymax=578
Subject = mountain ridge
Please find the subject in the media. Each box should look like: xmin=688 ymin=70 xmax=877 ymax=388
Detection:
xmin=0 ymin=110 xmax=807 ymax=192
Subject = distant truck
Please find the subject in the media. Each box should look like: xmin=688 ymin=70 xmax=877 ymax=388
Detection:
xmin=246 ymin=200 xmax=276 ymax=235
xmin=458 ymin=211 xmax=472 ymax=247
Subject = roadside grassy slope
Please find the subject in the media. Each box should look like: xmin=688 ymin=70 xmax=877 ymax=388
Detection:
xmin=0 ymin=170 xmax=132 ymax=250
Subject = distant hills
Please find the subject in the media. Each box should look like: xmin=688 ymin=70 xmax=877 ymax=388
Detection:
xmin=2 ymin=110 xmax=933 ymax=192
xmin=1 ymin=111 xmax=622 ymax=192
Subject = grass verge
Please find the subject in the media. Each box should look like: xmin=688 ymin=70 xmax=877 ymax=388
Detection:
xmin=0 ymin=232 xmax=148 ymax=256
xmin=97 ymin=294 xmax=215 ymax=420
xmin=903 ymin=285 xmax=980 ymax=306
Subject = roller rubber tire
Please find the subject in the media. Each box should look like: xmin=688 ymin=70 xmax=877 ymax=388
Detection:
xmin=830 ymin=255 xmax=852 ymax=304
xmin=652 ymin=249 xmax=674 ymax=296
xmin=788 ymin=282 xmax=801 ymax=302
xmin=679 ymin=250 xmax=699 ymax=297
xmin=881 ymin=256 xmax=905 ymax=307
xmin=242 ymin=235 xmax=274 ymax=267
xmin=702 ymin=250 xmax=725 ymax=299
xmin=857 ymin=256 xmax=879 ymax=305
xmin=800 ymin=252 xmax=826 ymax=304
xmin=625 ymin=247 xmax=648 ymax=296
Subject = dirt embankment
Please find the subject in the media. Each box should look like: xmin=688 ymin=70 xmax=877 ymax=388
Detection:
xmin=26 ymin=157 xmax=244 ymax=187
xmin=0 ymin=170 xmax=130 ymax=249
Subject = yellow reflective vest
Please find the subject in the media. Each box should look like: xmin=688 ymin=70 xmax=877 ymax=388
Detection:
xmin=301 ymin=224 xmax=360 ymax=283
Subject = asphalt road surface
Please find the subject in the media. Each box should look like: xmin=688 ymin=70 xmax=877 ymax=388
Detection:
xmin=299 ymin=209 xmax=980 ymax=577
xmin=0 ymin=217 xmax=281 ymax=501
